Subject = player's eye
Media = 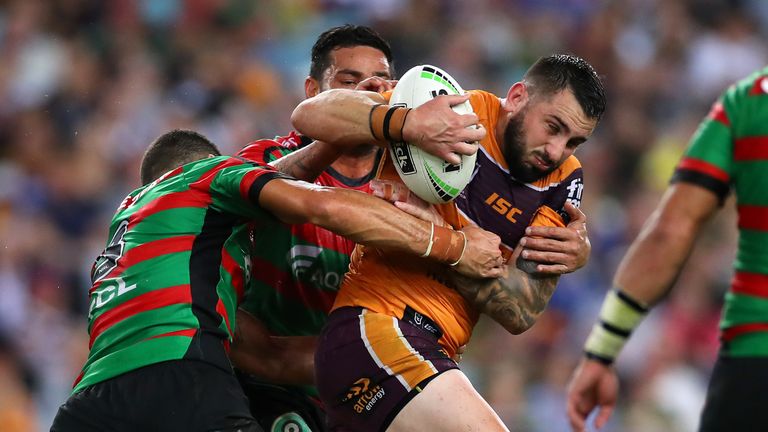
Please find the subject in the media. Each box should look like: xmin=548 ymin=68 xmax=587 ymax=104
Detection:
xmin=548 ymin=123 xmax=560 ymax=134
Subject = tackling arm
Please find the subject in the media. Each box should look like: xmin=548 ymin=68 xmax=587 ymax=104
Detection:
xmin=257 ymin=177 xmax=505 ymax=279
xmin=229 ymin=309 xmax=316 ymax=385
xmin=291 ymin=89 xmax=485 ymax=165
xmin=268 ymin=140 xmax=343 ymax=182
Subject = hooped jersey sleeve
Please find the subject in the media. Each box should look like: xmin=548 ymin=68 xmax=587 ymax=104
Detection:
xmin=668 ymin=70 xmax=768 ymax=204
xmin=195 ymin=156 xmax=292 ymax=220
xmin=670 ymin=97 xmax=734 ymax=204
xmin=238 ymin=131 xmax=312 ymax=165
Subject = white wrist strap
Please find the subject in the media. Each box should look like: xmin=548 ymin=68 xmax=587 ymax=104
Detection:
xmin=584 ymin=289 xmax=648 ymax=364
xmin=421 ymin=222 xmax=435 ymax=258
xmin=449 ymin=230 xmax=467 ymax=266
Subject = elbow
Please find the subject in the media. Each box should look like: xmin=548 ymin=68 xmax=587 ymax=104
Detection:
xmin=500 ymin=310 xmax=543 ymax=335
xmin=290 ymin=99 xmax=313 ymax=136
xmin=507 ymin=324 xmax=529 ymax=335
xmin=290 ymin=90 xmax=346 ymax=143
xmin=504 ymin=321 xmax=533 ymax=335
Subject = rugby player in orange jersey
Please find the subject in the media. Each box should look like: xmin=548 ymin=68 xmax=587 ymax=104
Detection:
xmin=230 ymin=25 xmax=494 ymax=431
xmin=292 ymin=54 xmax=605 ymax=431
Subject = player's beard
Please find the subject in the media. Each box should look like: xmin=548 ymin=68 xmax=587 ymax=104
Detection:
xmin=344 ymin=143 xmax=378 ymax=158
xmin=502 ymin=111 xmax=556 ymax=183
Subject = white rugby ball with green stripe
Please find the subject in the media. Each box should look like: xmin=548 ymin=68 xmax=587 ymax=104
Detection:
xmin=389 ymin=64 xmax=477 ymax=204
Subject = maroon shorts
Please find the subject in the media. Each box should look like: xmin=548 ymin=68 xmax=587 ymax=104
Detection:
xmin=315 ymin=306 xmax=459 ymax=431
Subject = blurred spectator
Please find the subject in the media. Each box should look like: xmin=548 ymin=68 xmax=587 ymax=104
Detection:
xmin=0 ymin=1 xmax=750 ymax=430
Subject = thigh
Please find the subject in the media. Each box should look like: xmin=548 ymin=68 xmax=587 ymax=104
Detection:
xmin=237 ymin=373 xmax=326 ymax=432
xmin=387 ymin=369 xmax=508 ymax=432
xmin=315 ymin=307 xmax=458 ymax=432
xmin=699 ymin=356 xmax=768 ymax=432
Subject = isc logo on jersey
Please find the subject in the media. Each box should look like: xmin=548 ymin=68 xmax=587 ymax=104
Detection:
xmin=389 ymin=65 xmax=477 ymax=204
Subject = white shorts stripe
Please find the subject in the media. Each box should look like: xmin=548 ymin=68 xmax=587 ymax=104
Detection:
xmin=358 ymin=309 xmax=412 ymax=392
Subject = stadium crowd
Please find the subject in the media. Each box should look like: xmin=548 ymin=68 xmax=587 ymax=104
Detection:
xmin=0 ymin=0 xmax=765 ymax=431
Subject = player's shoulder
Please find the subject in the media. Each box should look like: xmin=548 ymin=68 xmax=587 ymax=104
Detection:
xmin=557 ymin=155 xmax=582 ymax=176
xmin=467 ymin=89 xmax=500 ymax=110
xmin=238 ymin=131 xmax=310 ymax=164
xmin=467 ymin=90 xmax=501 ymax=132
xmin=719 ymin=67 xmax=768 ymax=108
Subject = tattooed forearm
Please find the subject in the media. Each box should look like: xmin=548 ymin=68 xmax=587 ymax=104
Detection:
xmin=444 ymin=268 xmax=558 ymax=334
xmin=270 ymin=140 xmax=342 ymax=181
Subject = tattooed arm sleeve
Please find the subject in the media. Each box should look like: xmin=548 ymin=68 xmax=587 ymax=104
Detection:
xmin=443 ymin=267 xmax=559 ymax=334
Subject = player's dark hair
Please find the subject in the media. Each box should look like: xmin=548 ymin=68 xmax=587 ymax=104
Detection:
xmin=309 ymin=24 xmax=393 ymax=81
xmin=524 ymin=54 xmax=606 ymax=121
xmin=140 ymin=129 xmax=221 ymax=185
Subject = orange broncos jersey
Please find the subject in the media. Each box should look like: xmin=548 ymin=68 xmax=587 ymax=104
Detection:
xmin=333 ymin=90 xmax=583 ymax=356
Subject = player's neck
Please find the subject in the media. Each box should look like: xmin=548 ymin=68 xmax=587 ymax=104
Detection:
xmin=330 ymin=147 xmax=378 ymax=179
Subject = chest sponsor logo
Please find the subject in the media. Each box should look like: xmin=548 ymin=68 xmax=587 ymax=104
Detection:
xmin=288 ymin=245 xmax=323 ymax=278
xmin=88 ymin=277 xmax=137 ymax=318
xmin=286 ymin=245 xmax=343 ymax=291
xmin=485 ymin=192 xmax=523 ymax=223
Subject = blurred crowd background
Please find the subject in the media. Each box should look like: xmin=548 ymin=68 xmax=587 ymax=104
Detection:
xmin=0 ymin=0 xmax=764 ymax=430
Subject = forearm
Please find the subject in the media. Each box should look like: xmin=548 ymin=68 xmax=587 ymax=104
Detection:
xmin=310 ymin=187 xmax=453 ymax=259
xmin=291 ymin=89 xmax=387 ymax=147
xmin=230 ymin=337 xmax=316 ymax=385
xmin=269 ymin=140 xmax=342 ymax=182
xmin=259 ymin=179 xmax=482 ymax=272
xmin=613 ymin=212 xmax=699 ymax=305
xmin=446 ymin=268 xmax=559 ymax=334
xmin=230 ymin=309 xmax=315 ymax=385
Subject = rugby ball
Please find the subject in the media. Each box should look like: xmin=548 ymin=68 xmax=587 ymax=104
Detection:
xmin=388 ymin=65 xmax=477 ymax=204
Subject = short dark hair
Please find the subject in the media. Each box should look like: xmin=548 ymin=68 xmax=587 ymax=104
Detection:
xmin=523 ymin=54 xmax=606 ymax=121
xmin=140 ymin=129 xmax=221 ymax=185
xmin=309 ymin=24 xmax=393 ymax=81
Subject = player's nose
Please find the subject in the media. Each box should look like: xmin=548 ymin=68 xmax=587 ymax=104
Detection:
xmin=544 ymin=137 xmax=569 ymax=162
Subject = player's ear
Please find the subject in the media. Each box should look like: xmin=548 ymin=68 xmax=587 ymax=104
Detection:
xmin=305 ymin=76 xmax=320 ymax=98
xmin=502 ymin=82 xmax=528 ymax=114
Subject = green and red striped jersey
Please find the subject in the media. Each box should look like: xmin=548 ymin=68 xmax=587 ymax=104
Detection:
xmin=74 ymin=156 xmax=285 ymax=393
xmin=671 ymin=66 xmax=768 ymax=356
xmin=237 ymin=133 xmax=379 ymax=336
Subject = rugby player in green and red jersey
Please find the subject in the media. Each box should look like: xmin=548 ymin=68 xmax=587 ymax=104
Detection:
xmin=49 ymin=129 xmax=505 ymax=432
xmin=567 ymin=67 xmax=768 ymax=432
xmin=231 ymin=25 xmax=396 ymax=431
